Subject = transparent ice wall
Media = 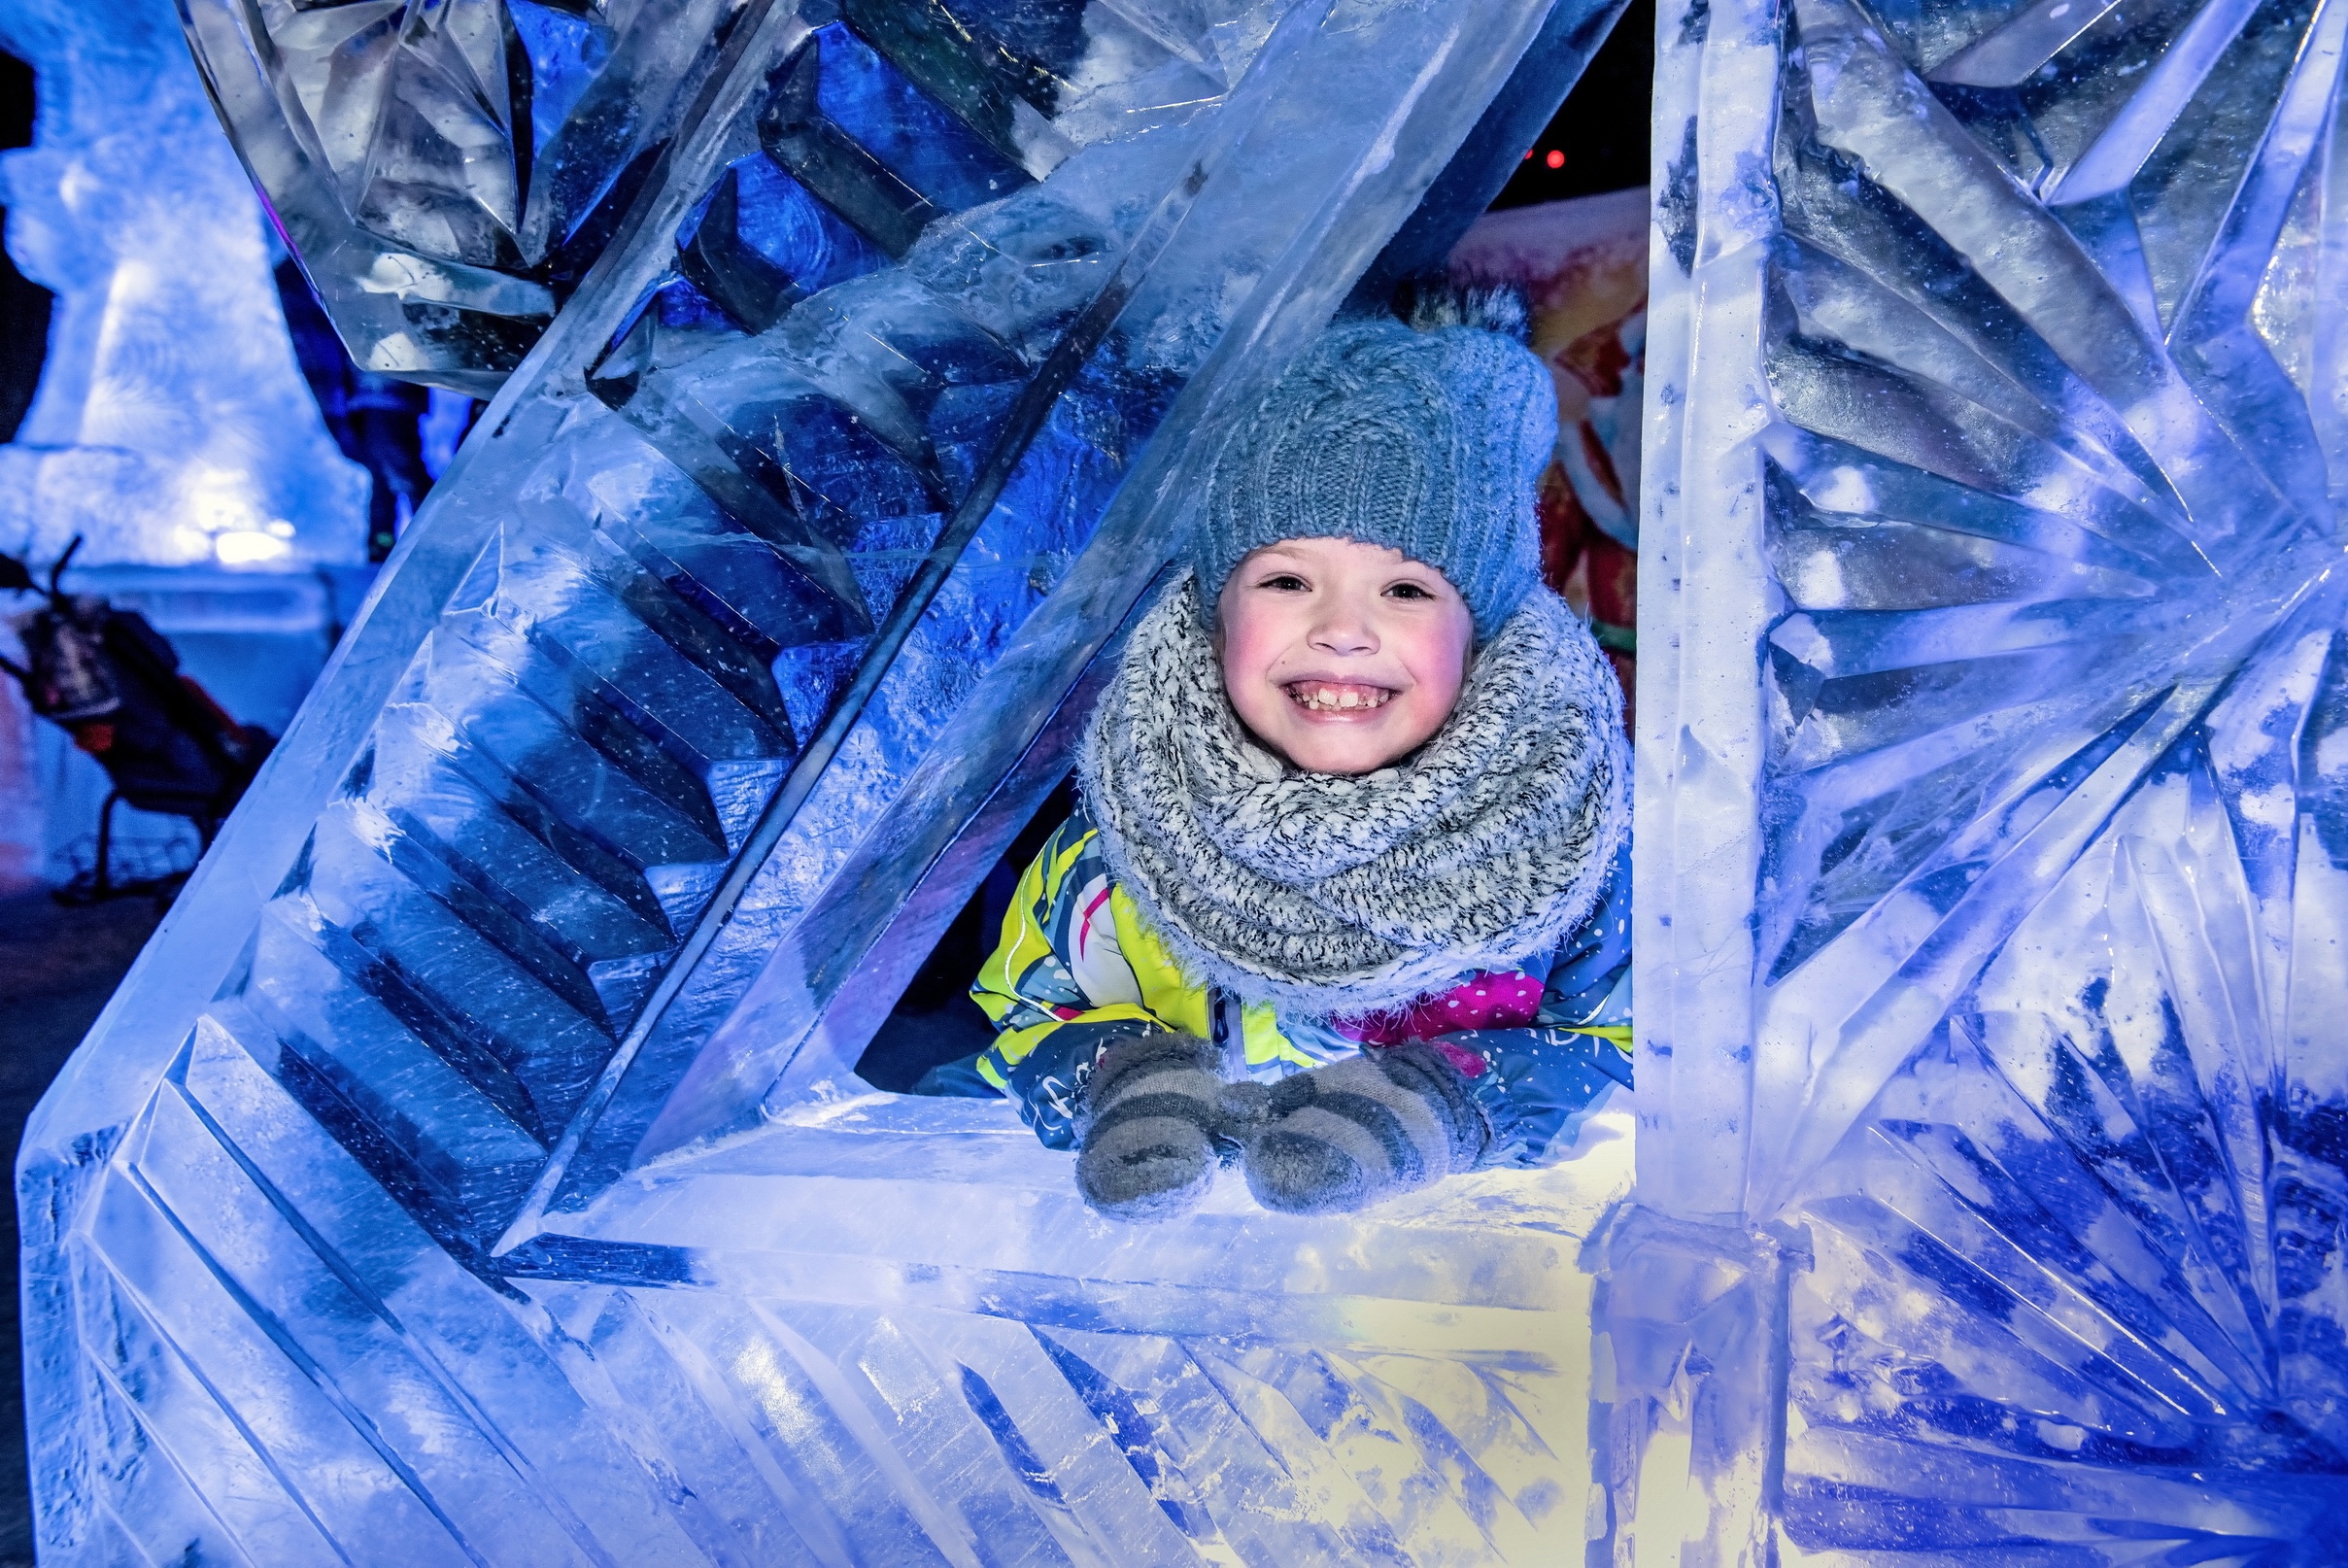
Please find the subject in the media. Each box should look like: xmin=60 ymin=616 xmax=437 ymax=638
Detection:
xmin=20 ymin=2 xmax=1640 ymax=1561
xmin=1615 ymin=0 xmax=2348 ymax=1553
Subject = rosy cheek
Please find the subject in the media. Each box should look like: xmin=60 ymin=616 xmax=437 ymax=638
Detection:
xmin=1221 ymin=634 xmax=1271 ymax=697
xmin=1224 ymin=616 xmax=1293 ymax=694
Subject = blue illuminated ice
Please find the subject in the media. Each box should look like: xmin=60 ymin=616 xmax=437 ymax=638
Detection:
xmin=30 ymin=0 xmax=2340 ymax=1554
xmin=1609 ymin=0 xmax=2348 ymax=1552
xmin=0 ymin=0 xmax=368 ymax=890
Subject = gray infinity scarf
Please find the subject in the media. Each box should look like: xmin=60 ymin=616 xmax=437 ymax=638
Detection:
xmin=1078 ymin=575 xmax=1628 ymax=1019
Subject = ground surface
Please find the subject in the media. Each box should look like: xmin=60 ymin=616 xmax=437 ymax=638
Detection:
xmin=0 ymin=888 xmax=164 ymax=1567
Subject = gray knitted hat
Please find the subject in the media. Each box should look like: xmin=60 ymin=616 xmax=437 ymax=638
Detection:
xmin=1191 ymin=310 xmax=1556 ymax=637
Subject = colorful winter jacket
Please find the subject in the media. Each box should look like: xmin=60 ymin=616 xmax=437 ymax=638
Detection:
xmin=939 ymin=802 xmax=1632 ymax=1160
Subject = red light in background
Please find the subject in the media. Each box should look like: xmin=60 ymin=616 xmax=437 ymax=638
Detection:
xmin=1523 ymin=150 xmax=1534 ymax=160
xmin=1545 ymin=149 xmax=1566 ymax=170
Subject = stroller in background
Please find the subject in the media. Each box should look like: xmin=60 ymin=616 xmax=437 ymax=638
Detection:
xmin=0 ymin=538 xmax=274 ymax=902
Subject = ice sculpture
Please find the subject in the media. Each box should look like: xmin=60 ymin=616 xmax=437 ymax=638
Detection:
xmin=0 ymin=0 xmax=367 ymax=568
xmin=1613 ymin=0 xmax=2348 ymax=1553
xmin=183 ymin=0 xmax=815 ymax=394
xmin=0 ymin=0 xmax=368 ymax=891
xmin=20 ymin=2 xmax=1639 ymax=1560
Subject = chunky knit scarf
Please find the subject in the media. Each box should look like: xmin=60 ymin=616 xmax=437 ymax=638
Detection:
xmin=1078 ymin=575 xmax=1628 ymax=1020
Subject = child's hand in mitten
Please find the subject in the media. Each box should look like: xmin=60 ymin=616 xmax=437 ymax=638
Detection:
xmin=997 ymin=1028 xmax=1138 ymax=1150
xmin=1073 ymin=1033 xmax=1257 ymax=1221
xmin=1241 ymin=1042 xmax=1490 ymax=1214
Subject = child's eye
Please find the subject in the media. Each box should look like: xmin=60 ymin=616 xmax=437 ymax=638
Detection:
xmin=1385 ymin=581 xmax=1436 ymax=600
xmin=1258 ymin=573 xmax=1310 ymax=592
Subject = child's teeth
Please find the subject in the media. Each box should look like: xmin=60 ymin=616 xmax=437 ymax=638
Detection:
xmin=1290 ymin=682 xmax=1389 ymax=711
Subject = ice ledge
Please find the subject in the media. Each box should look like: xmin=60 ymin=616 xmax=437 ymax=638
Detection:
xmin=517 ymin=1094 xmax=1637 ymax=1353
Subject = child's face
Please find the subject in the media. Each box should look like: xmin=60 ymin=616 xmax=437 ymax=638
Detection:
xmin=1214 ymin=537 xmax=1474 ymax=775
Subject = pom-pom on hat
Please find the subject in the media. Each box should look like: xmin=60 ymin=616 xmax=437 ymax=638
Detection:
xmin=1190 ymin=288 xmax=1556 ymax=638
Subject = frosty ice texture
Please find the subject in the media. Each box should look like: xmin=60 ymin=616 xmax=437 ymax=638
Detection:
xmin=1616 ymin=0 xmax=2348 ymax=1552
xmin=22 ymin=1 xmax=1635 ymax=1560
xmin=179 ymin=0 xmax=746 ymax=393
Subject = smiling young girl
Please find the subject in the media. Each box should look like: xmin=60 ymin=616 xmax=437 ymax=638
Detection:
xmin=917 ymin=299 xmax=1631 ymax=1219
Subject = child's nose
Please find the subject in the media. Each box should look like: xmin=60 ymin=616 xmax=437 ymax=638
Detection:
xmin=1310 ymin=612 xmax=1378 ymax=655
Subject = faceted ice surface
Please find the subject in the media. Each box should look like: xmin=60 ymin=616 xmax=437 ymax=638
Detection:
xmin=180 ymin=0 xmax=752 ymax=392
xmin=22 ymin=2 xmax=1634 ymax=1561
xmin=1616 ymin=0 xmax=2348 ymax=1552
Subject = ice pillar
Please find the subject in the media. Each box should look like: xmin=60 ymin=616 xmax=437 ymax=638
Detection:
xmin=1610 ymin=0 xmax=2348 ymax=1551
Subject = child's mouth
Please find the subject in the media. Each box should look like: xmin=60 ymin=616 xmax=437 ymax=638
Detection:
xmin=1284 ymin=680 xmax=1394 ymax=713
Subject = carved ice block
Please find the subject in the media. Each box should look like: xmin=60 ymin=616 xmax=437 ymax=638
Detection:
xmin=23 ymin=1 xmax=1638 ymax=1560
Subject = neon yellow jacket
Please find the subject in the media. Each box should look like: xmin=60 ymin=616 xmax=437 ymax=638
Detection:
xmin=969 ymin=803 xmax=1631 ymax=1100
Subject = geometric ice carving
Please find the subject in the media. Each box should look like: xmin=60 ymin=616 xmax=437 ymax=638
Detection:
xmin=22 ymin=2 xmax=1638 ymax=1559
xmin=181 ymin=0 xmax=739 ymax=393
xmin=1615 ymin=0 xmax=2348 ymax=1552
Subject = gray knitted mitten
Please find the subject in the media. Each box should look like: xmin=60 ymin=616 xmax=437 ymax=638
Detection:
xmin=1242 ymin=1043 xmax=1490 ymax=1214
xmin=1073 ymin=1033 xmax=1242 ymax=1221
